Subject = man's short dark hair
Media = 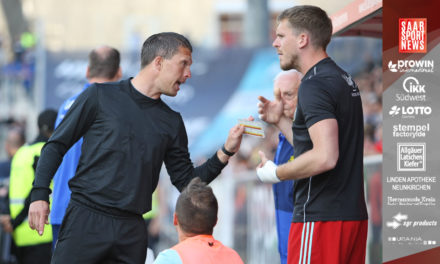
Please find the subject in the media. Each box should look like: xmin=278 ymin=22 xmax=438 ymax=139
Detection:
xmin=278 ymin=5 xmax=333 ymax=50
xmin=87 ymin=46 xmax=120 ymax=79
xmin=140 ymin=32 xmax=193 ymax=69
xmin=38 ymin=109 xmax=57 ymax=134
xmin=175 ymin=177 xmax=217 ymax=235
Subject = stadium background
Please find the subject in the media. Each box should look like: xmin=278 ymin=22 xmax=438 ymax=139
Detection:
xmin=0 ymin=0 xmax=383 ymax=263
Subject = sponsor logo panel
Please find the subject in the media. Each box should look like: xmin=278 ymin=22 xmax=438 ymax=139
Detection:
xmin=397 ymin=143 xmax=426 ymax=171
xmin=392 ymin=123 xmax=430 ymax=138
xmin=395 ymin=76 xmax=427 ymax=102
xmin=399 ymin=18 xmax=427 ymax=53
xmin=388 ymin=60 xmax=434 ymax=73
xmin=389 ymin=105 xmax=432 ymax=118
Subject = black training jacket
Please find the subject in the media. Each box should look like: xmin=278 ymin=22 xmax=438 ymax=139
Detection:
xmin=31 ymin=79 xmax=226 ymax=215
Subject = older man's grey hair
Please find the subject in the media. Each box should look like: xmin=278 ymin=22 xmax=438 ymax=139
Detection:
xmin=274 ymin=69 xmax=301 ymax=81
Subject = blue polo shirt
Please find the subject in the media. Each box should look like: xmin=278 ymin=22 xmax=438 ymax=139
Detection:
xmin=273 ymin=132 xmax=294 ymax=264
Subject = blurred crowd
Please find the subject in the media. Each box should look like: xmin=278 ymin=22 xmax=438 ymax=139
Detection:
xmin=356 ymin=63 xmax=383 ymax=156
xmin=0 ymin=32 xmax=36 ymax=96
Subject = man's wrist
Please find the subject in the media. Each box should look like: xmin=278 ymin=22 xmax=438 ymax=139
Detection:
xmin=30 ymin=188 xmax=50 ymax=204
xmin=256 ymin=160 xmax=281 ymax=183
xmin=221 ymin=145 xmax=235 ymax=157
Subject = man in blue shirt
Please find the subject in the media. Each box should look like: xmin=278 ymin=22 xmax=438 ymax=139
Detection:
xmin=263 ymin=70 xmax=301 ymax=264
xmin=50 ymin=45 xmax=122 ymax=248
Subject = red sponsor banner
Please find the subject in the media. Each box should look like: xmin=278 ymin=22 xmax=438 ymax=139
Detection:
xmin=399 ymin=18 xmax=427 ymax=53
xmin=330 ymin=0 xmax=382 ymax=36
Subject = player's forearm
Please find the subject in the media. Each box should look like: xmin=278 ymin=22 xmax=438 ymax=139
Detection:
xmin=276 ymin=148 xmax=337 ymax=181
xmin=276 ymin=116 xmax=293 ymax=145
xmin=31 ymin=141 xmax=67 ymax=202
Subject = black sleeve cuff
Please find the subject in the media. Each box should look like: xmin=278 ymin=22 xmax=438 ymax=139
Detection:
xmin=30 ymin=187 xmax=51 ymax=203
xmin=210 ymin=151 xmax=228 ymax=169
xmin=188 ymin=152 xmax=228 ymax=191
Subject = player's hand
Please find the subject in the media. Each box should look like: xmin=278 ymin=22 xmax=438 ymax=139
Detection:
xmin=28 ymin=200 xmax=50 ymax=236
xmin=256 ymin=151 xmax=280 ymax=183
xmin=257 ymin=96 xmax=283 ymax=124
xmin=224 ymin=116 xmax=253 ymax=153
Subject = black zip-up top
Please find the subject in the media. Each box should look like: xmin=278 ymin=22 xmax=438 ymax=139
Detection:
xmin=292 ymin=58 xmax=368 ymax=222
xmin=31 ymin=79 xmax=226 ymax=216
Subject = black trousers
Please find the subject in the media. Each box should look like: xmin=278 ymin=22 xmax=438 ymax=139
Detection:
xmin=52 ymin=201 xmax=148 ymax=264
xmin=15 ymin=242 xmax=52 ymax=264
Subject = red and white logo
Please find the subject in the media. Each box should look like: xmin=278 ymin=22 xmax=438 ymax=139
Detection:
xmin=399 ymin=18 xmax=427 ymax=53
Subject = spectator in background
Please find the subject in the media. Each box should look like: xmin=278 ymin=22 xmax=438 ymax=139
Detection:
xmin=0 ymin=126 xmax=26 ymax=213
xmin=0 ymin=126 xmax=25 ymax=262
xmin=0 ymin=109 xmax=57 ymax=264
xmin=0 ymin=35 xmax=7 ymax=67
xmin=374 ymin=123 xmax=382 ymax=153
xmin=154 ymin=177 xmax=243 ymax=264
xmin=268 ymin=69 xmax=301 ymax=264
xmin=50 ymin=45 xmax=122 ymax=250
xmin=364 ymin=124 xmax=380 ymax=156
xmin=0 ymin=126 xmax=26 ymax=182
xmin=13 ymin=36 xmax=25 ymax=63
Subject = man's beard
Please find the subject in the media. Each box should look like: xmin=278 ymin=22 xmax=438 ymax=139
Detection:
xmin=281 ymin=54 xmax=299 ymax=71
